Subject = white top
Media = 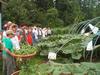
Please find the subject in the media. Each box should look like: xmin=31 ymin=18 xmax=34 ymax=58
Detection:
xmin=11 ymin=36 xmax=20 ymax=50
xmin=32 ymin=28 xmax=38 ymax=39
xmin=47 ymin=29 xmax=52 ymax=35
xmin=38 ymin=28 xmax=42 ymax=35
xmin=42 ymin=28 xmax=47 ymax=37
xmin=3 ymin=31 xmax=7 ymax=38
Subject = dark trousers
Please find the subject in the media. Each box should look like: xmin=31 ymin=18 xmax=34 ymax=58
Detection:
xmin=3 ymin=56 xmax=16 ymax=75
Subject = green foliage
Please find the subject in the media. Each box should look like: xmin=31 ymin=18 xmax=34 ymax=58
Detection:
xmin=46 ymin=8 xmax=64 ymax=27
xmin=2 ymin=0 xmax=37 ymax=24
xmin=81 ymin=0 xmax=100 ymax=19
xmin=2 ymin=1 xmax=40 ymax=26
xmin=47 ymin=8 xmax=58 ymax=18
xmin=52 ymin=26 xmax=71 ymax=35
xmin=3 ymin=0 xmax=94 ymax=27
xmin=19 ymin=61 xmax=100 ymax=75
xmin=56 ymin=0 xmax=85 ymax=25
xmin=70 ymin=0 xmax=85 ymax=23
xmin=34 ymin=25 xmax=96 ymax=60
xmin=14 ymin=44 xmax=37 ymax=55
xmin=35 ymin=34 xmax=88 ymax=60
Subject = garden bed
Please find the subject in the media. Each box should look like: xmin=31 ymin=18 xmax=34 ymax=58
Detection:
xmin=13 ymin=61 xmax=100 ymax=75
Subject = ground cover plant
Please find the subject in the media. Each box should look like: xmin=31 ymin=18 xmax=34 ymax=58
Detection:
xmin=18 ymin=60 xmax=100 ymax=75
xmin=35 ymin=33 xmax=94 ymax=61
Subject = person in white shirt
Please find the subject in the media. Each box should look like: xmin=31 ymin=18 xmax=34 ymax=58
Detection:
xmin=42 ymin=28 xmax=48 ymax=38
xmin=38 ymin=27 xmax=42 ymax=39
xmin=32 ymin=26 xmax=38 ymax=40
xmin=9 ymin=23 xmax=20 ymax=50
xmin=11 ymin=35 xmax=20 ymax=50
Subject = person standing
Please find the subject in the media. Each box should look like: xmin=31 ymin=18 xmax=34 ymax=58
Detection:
xmin=32 ymin=26 xmax=38 ymax=43
xmin=3 ymin=21 xmax=12 ymax=38
xmin=26 ymin=27 xmax=33 ymax=46
xmin=9 ymin=24 xmax=20 ymax=50
xmin=2 ymin=30 xmax=16 ymax=75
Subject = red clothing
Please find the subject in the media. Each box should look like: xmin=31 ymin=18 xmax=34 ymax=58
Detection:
xmin=26 ymin=33 xmax=33 ymax=45
xmin=17 ymin=35 xmax=21 ymax=42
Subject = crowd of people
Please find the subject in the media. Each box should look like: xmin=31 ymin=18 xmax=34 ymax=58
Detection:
xmin=1 ymin=21 xmax=52 ymax=49
xmin=0 ymin=21 xmax=52 ymax=75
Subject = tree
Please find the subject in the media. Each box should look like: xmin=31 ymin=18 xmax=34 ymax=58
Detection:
xmin=2 ymin=0 xmax=99 ymax=27
xmin=80 ymin=0 xmax=100 ymax=19
xmin=56 ymin=0 xmax=85 ymax=25
xmin=46 ymin=8 xmax=64 ymax=27
xmin=2 ymin=0 xmax=37 ymax=25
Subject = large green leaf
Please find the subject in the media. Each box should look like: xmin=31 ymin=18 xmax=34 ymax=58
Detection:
xmin=72 ymin=52 xmax=82 ymax=60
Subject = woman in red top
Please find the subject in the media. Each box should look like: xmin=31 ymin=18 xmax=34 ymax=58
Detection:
xmin=26 ymin=27 xmax=33 ymax=46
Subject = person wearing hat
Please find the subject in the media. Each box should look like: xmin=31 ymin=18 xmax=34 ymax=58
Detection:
xmin=9 ymin=23 xmax=20 ymax=50
xmin=3 ymin=24 xmax=8 ymax=38
xmin=3 ymin=21 xmax=13 ymax=38
xmin=2 ymin=30 xmax=16 ymax=75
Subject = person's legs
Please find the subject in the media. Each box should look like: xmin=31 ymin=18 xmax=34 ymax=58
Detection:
xmin=6 ymin=56 xmax=16 ymax=75
xmin=3 ymin=59 xmax=7 ymax=75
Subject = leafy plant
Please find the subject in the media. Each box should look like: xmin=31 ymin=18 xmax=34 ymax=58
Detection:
xmin=14 ymin=44 xmax=37 ymax=55
xmin=19 ymin=61 xmax=100 ymax=75
xmin=35 ymin=34 xmax=88 ymax=60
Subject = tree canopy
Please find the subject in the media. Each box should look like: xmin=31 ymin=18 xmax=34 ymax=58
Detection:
xmin=2 ymin=0 xmax=100 ymax=27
